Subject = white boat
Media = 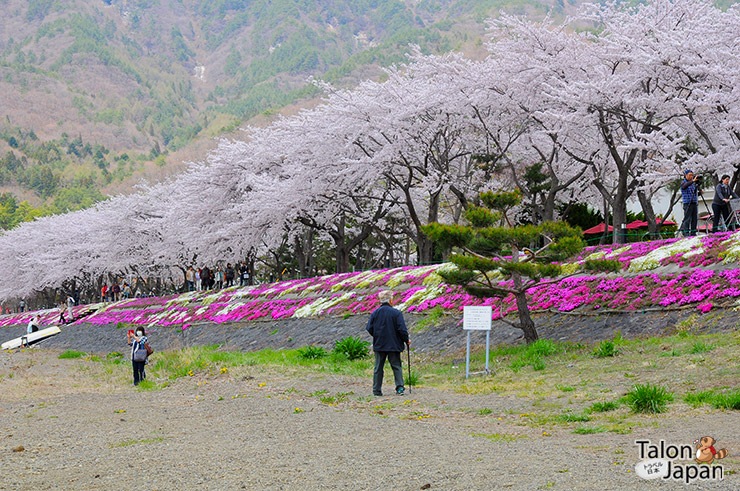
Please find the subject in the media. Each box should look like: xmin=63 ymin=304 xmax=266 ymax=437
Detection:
xmin=2 ymin=326 xmax=61 ymax=350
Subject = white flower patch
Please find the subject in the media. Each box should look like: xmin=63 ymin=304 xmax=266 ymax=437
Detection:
xmin=355 ymin=270 xmax=395 ymax=289
xmin=230 ymin=286 xmax=258 ymax=299
xmin=214 ymin=303 xmax=244 ymax=317
xmin=580 ymin=250 xmax=608 ymax=262
xmin=681 ymin=247 xmax=705 ymax=259
xmin=395 ymin=285 xmax=446 ymax=312
xmin=294 ymin=292 xmax=355 ymax=318
xmin=166 ymin=291 xmax=200 ymax=307
xmin=329 ymin=270 xmax=386 ymax=292
xmin=386 ymin=264 xmax=440 ymax=289
xmin=628 ymin=236 xmax=703 ymax=272
xmin=421 ymin=263 xmax=457 ymax=286
xmin=721 ymin=232 xmax=740 ymax=263
xmin=200 ymin=292 xmax=224 ymax=306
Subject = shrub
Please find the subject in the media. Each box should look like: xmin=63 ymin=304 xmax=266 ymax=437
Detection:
xmin=333 ymin=336 xmax=370 ymax=360
xmin=594 ymin=340 xmax=618 ymax=358
xmin=297 ymin=345 xmax=328 ymax=360
xmin=625 ymin=383 xmax=674 ymax=414
xmin=59 ymin=350 xmax=85 ymax=359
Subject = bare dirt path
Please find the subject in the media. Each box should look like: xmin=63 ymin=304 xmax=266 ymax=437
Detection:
xmin=0 ymin=349 xmax=737 ymax=490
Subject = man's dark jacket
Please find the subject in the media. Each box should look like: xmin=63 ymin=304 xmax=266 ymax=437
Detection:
xmin=366 ymin=303 xmax=409 ymax=352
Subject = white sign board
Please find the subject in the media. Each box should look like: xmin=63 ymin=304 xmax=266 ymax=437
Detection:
xmin=463 ymin=306 xmax=492 ymax=331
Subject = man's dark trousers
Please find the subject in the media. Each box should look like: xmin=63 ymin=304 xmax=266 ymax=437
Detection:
xmin=373 ymin=351 xmax=404 ymax=395
xmin=682 ymin=202 xmax=698 ymax=236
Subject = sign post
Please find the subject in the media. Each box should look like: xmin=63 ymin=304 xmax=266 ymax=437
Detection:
xmin=463 ymin=306 xmax=492 ymax=379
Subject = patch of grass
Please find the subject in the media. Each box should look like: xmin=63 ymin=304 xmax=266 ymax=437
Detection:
xmin=659 ymin=348 xmax=682 ymax=357
xmin=470 ymin=432 xmax=524 ymax=442
xmin=510 ymin=340 xmax=560 ymax=371
xmin=58 ymin=350 xmax=85 ymax=359
xmin=588 ymin=401 xmax=620 ymax=413
xmin=555 ymin=385 xmax=575 ymax=392
xmin=573 ymin=426 xmax=607 ymax=434
xmin=689 ymin=342 xmax=713 ymax=354
xmin=711 ymin=389 xmax=740 ymax=410
xmin=478 ymin=408 xmax=492 ymax=415
xmin=556 ymin=411 xmax=590 ymax=423
xmin=319 ymin=391 xmax=353 ymax=405
xmin=297 ymin=346 xmax=327 ymax=360
xmin=607 ymin=424 xmax=633 ymax=434
xmin=593 ymin=340 xmax=618 ymax=358
xmin=136 ymin=380 xmax=158 ymax=391
xmin=106 ymin=351 xmax=123 ymax=360
xmin=624 ymin=383 xmax=674 ymax=414
xmin=531 ymin=356 xmax=546 ymax=371
xmin=583 ymin=259 xmax=621 ymax=273
xmin=684 ymin=390 xmax=715 ymax=408
xmin=413 ymin=306 xmax=444 ymax=332
xmin=675 ymin=314 xmax=700 ymax=337
xmin=529 ymin=339 xmax=560 ymax=357
xmin=406 ymin=370 xmax=419 ymax=386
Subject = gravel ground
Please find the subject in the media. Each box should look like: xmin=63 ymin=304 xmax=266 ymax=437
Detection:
xmin=1 ymin=348 xmax=738 ymax=490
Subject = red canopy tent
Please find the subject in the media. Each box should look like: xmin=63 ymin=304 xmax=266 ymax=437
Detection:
xmin=582 ymin=223 xmax=614 ymax=234
xmin=626 ymin=219 xmax=678 ymax=229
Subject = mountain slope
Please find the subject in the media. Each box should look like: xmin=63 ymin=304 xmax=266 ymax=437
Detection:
xmin=0 ymin=0 xmax=592 ymax=220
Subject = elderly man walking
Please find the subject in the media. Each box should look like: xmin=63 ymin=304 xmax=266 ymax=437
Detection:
xmin=366 ymin=290 xmax=410 ymax=396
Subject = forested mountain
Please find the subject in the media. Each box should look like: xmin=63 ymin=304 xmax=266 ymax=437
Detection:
xmin=0 ymin=0 xmax=735 ymax=228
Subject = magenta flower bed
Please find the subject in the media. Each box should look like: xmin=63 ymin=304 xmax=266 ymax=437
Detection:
xmin=4 ymin=234 xmax=740 ymax=330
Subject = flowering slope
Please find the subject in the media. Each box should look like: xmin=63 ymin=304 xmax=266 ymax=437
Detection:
xmin=3 ymin=232 xmax=740 ymax=330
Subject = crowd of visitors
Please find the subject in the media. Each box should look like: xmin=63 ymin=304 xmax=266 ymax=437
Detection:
xmin=186 ymin=262 xmax=252 ymax=292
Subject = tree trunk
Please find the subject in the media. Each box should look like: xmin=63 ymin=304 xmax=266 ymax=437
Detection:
xmin=511 ymin=250 xmax=538 ymax=343
xmin=637 ymin=189 xmax=658 ymax=237
xmin=416 ymin=190 xmax=441 ymax=265
xmin=514 ymin=289 xmax=538 ymax=344
xmin=612 ymin=174 xmax=629 ymax=244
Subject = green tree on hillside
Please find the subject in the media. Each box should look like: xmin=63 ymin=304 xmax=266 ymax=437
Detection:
xmin=422 ymin=191 xmax=584 ymax=343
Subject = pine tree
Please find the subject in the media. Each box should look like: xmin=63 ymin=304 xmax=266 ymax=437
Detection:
xmin=422 ymin=191 xmax=583 ymax=343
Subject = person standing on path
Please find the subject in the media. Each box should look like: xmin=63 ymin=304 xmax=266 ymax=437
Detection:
xmin=127 ymin=327 xmax=149 ymax=386
xmin=366 ymin=290 xmax=410 ymax=396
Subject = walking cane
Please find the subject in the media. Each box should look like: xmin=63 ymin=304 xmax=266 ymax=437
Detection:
xmin=406 ymin=343 xmax=412 ymax=394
